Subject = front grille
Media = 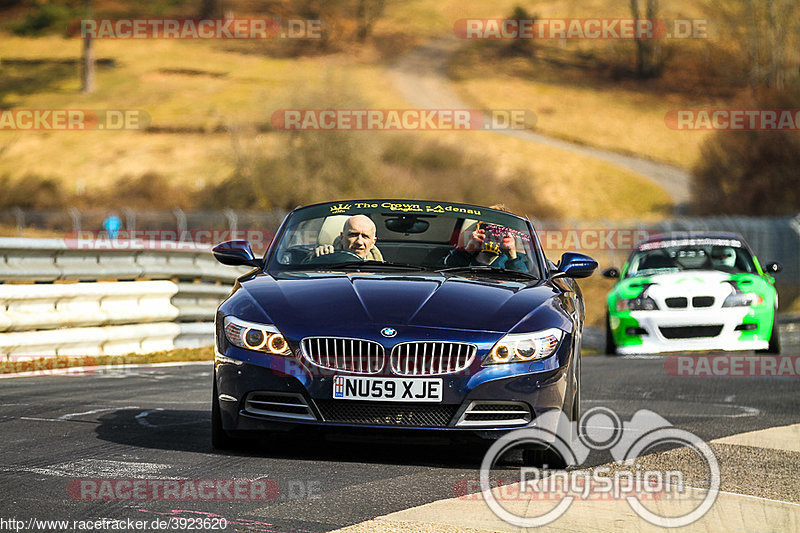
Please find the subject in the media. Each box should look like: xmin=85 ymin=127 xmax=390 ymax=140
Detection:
xmin=659 ymin=325 xmax=723 ymax=339
xmin=314 ymin=400 xmax=457 ymax=427
xmin=456 ymin=401 xmax=532 ymax=427
xmin=301 ymin=337 xmax=385 ymax=374
xmin=692 ymin=296 xmax=715 ymax=308
xmin=665 ymin=297 xmax=688 ymax=308
xmin=390 ymin=342 xmax=476 ymax=376
xmin=244 ymin=392 xmax=316 ymax=421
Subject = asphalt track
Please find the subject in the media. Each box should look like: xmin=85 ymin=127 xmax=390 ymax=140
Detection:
xmin=1 ymin=324 xmax=799 ymax=533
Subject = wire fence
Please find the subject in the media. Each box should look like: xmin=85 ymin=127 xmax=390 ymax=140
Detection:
xmin=533 ymin=213 xmax=800 ymax=303
xmin=2 ymin=208 xmax=798 ymax=300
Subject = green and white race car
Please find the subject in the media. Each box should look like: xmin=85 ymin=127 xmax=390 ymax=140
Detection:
xmin=603 ymin=232 xmax=781 ymax=355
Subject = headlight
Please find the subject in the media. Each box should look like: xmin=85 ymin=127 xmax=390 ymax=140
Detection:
xmin=722 ymin=292 xmax=764 ymax=307
xmin=617 ymin=296 xmax=659 ymax=311
xmin=485 ymin=328 xmax=564 ymax=365
xmin=223 ymin=316 xmax=291 ymax=355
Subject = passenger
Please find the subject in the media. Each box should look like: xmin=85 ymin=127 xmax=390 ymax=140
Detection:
xmin=445 ymin=221 xmax=529 ymax=272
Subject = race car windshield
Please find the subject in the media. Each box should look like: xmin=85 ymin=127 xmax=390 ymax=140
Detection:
xmin=266 ymin=201 xmax=541 ymax=278
xmin=626 ymin=239 xmax=756 ymax=277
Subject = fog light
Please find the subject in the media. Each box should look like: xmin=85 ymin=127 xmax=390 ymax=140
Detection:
xmin=625 ymin=327 xmax=648 ymax=336
xmin=734 ymin=323 xmax=758 ymax=331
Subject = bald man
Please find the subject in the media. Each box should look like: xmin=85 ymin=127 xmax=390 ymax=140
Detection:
xmin=314 ymin=215 xmax=378 ymax=259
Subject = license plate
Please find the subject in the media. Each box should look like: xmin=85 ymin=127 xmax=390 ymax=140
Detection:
xmin=332 ymin=375 xmax=442 ymax=402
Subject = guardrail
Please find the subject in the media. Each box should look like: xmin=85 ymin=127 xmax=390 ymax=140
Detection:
xmin=0 ymin=238 xmax=250 ymax=358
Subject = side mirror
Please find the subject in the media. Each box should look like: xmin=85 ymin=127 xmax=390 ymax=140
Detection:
xmin=555 ymin=252 xmax=598 ymax=279
xmin=764 ymin=262 xmax=782 ymax=274
xmin=602 ymin=267 xmax=620 ymax=279
xmin=212 ymin=240 xmax=262 ymax=268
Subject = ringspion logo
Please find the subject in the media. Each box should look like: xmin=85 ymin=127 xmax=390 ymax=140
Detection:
xmin=478 ymin=407 xmax=719 ymax=528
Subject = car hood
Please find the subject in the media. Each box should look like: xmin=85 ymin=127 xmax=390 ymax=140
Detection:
xmin=235 ymin=271 xmax=564 ymax=337
xmin=613 ymin=270 xmax=770 ymax=300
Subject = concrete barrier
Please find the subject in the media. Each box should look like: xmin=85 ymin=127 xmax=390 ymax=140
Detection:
xmin=0 ymin=238 xmax=251 ymax=357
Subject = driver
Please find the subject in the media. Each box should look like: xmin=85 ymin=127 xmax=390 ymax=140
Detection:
xmin=711 ymin=246 xmax=736 ymax=270
xmin=314 ymin=215 xmax=379 ymax=260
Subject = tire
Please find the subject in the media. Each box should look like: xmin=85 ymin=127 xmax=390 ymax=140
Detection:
xmin=605 ymin=313 xmax=619 ymax=356
xmin=757 ymin=319 xmax=781 ymax=355
xmin=521 ymin=363 xmax=578 ymax=470
xmin=211 ymin=377 xmax=237 ymax=450
xmin=522 ymin=446 xmax=568 ymax=469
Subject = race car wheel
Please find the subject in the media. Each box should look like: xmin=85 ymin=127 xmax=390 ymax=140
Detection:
xmin=605 ymin=313 xmax=619 ymax=356
xmin=757 ymin=320 xmax=781 ymax=355
xmin=211 ymin=376 xmax=237 ymax=450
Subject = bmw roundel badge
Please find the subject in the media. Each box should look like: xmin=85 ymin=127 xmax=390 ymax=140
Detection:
xmin=380 ymin=327 xmax=397 ymax=338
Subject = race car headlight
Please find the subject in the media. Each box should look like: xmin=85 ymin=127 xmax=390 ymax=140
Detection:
xmin=485 ymin=328 xmax=564 ymax=365
xmin=223 ymin=316 xmax=291 ymax=355
xmin=722 ymin=292 xmax=764 ymax=307
xmin=617 ymin=296 xmax=659 ymax=311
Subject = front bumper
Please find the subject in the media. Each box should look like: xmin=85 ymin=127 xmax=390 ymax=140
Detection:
xmin=214 ymin=335 xmax=574 ymax=440
xmin=611 ymin=307 xmax=771 ymax=355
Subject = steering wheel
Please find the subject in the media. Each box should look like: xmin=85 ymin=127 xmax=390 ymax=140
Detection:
xmin=305 ymin=249 xmax=365 ymax=264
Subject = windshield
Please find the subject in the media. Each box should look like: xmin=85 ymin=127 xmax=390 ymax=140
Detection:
xmin=266 ymin=200 xmax=541 ymax=278
xmin=625 ymin=237 xmax=755 ymax=277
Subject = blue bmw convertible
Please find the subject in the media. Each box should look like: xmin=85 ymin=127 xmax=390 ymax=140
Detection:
xmin=211 ymin=200 xmax=596 ymax=458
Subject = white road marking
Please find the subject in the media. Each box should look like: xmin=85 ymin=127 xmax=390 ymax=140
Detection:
xmin=0 ymin=459 xmax=171 ymax=479
xmin=20 ymin=406 xmax=139 ymax=423
xmin=135 ymin=408 xmax=164 ymax=428
xmin=135 ymin=408 xmax=208 ymax=428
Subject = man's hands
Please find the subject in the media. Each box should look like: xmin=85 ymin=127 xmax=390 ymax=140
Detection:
xmin=314 ymin=244 xmax=336 ymax=257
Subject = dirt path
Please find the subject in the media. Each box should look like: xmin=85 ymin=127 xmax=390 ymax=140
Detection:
xmin=387 ymin=37 xmax=692 ymax=211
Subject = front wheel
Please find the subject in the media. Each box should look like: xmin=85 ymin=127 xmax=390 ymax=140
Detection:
xmin=605 ymin=314 xmax=619 ymax=356
xmin=211 ymin=377 xmax=237 ymax=450
xmin=757 ymin=319 xmax=781 ymax=355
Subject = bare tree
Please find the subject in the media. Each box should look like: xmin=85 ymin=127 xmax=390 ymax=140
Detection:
xmin=630 ymin=0 xmax=662 ymax=78
xmin=200 ymin=0 xmax=223 ymax=19
xmin=81 ymin=0 xmax=94 ymax=93
xmin=712 ymin=0 xmax=798 ymax=89
xmin=356 ymin=0 xmax=385 ymax=42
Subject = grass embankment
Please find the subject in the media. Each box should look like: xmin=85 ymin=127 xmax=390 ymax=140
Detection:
xmin=0 ymin=346 xmax=213 ymax=375
xmin=0 ymin=10 xmax=672 ymax=220
xmin=445 ymin=0 xmax=732 ymax=170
